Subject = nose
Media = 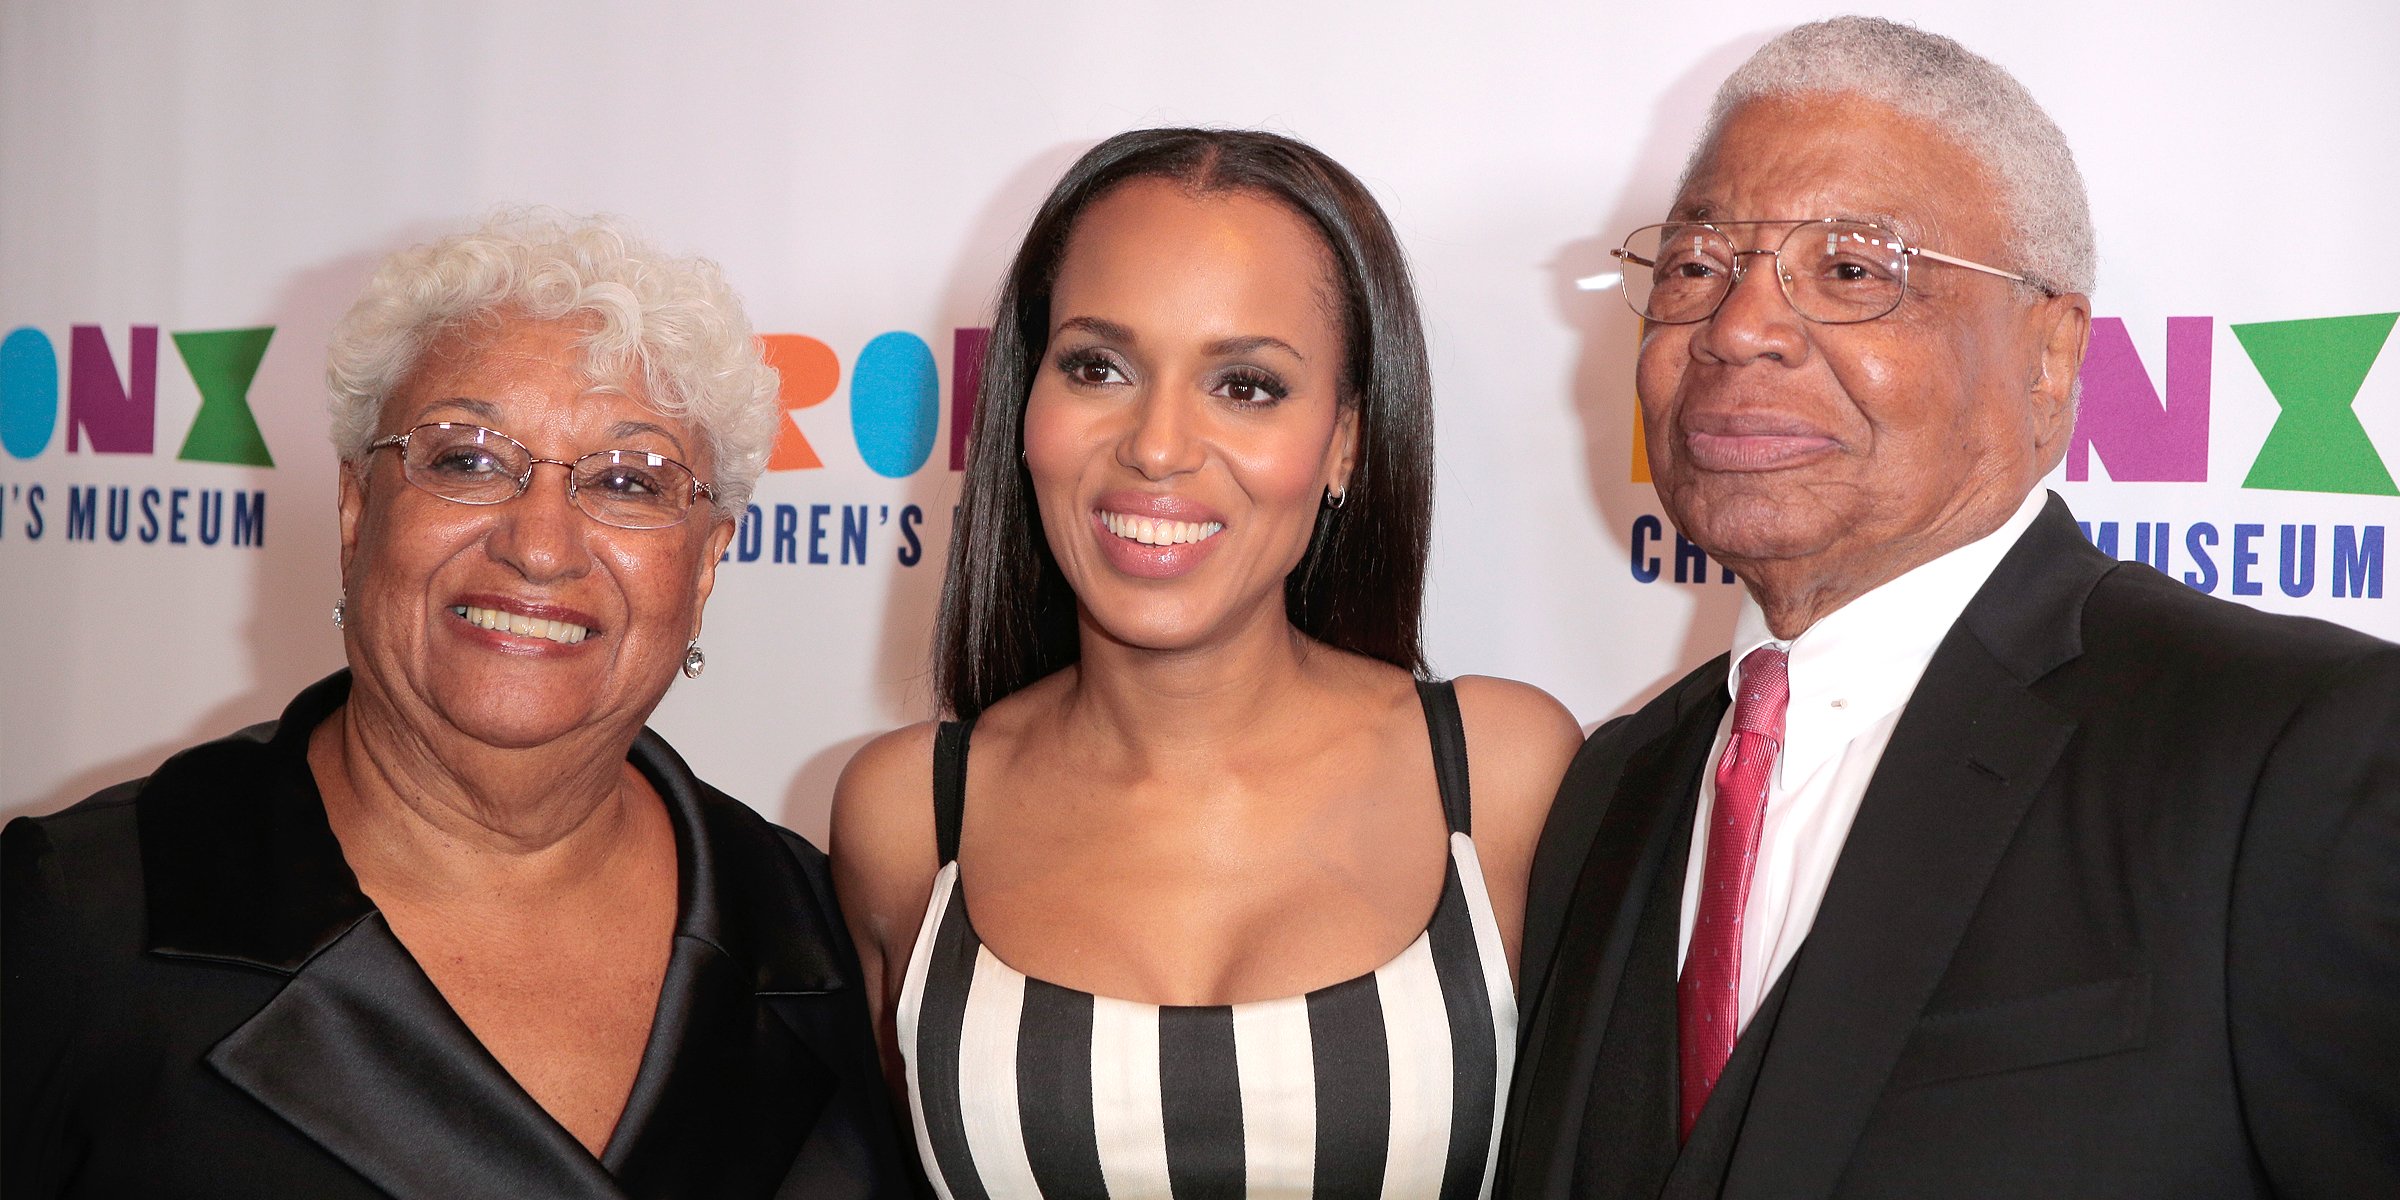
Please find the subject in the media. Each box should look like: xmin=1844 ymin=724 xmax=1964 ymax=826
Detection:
xmin=1116 ymin=388 xmax=1207 ymax=481
xmin=485 ymin=461 xmax=594 ymax=582
xmin=1691 ymin=248 xmax=1812 ymax=368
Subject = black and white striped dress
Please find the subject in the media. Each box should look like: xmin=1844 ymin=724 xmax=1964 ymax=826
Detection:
xmin=898 ymin=680 xmax=1516 ymax=1200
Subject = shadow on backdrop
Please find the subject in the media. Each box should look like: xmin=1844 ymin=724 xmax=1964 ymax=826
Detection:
xmin=13 ymin=232 xmax=449 ymax=822
xmin=1550 ymin=31 xmax=1777 ymax=723
xmin=775 ymin=138 xmax=1098 ymax=840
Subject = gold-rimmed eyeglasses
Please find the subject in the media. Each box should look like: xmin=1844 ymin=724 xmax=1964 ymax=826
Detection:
xmin=1596 ymin=218 xmax=2040 ymax=325
xmin=365 ymin=422 xmax=715 ymax=530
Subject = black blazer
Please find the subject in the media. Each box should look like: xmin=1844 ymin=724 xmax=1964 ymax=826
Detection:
xmin=3 ymin=672 xmax=910 ymax=1200
xmin=1501 ymin=494 xmax=2400 ymax=1199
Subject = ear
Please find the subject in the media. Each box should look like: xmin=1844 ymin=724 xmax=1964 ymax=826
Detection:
xmin=2028 ymin=290 xmax=2091 ymax=462
xmin=335 ymin=458 xmax=368 ymax=583
xmin=690 ymin=514 xmax=739 ymax=638
xmin=1326 ymin=401 xmax=1363 ymax=494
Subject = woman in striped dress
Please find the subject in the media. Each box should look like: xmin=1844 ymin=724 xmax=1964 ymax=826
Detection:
xmin=832 ymin=128 xmax=1584 ymax=1200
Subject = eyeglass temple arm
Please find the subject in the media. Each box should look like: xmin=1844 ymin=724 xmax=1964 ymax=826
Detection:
xmin=1575 ymin=248 xmax=1650 ymax=291
xmin=1906 ymin=245 xmax=2029 ymax=285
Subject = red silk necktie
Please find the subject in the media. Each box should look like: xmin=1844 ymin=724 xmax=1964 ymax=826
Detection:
xmin=1677 ymin=644 xmax=1790 ymax=1140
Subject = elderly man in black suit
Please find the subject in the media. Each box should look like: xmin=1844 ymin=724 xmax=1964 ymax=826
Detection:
xmin=1500 ymin=16 xmax=2400 ymax=1199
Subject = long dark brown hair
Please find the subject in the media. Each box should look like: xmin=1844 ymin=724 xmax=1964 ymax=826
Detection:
xmin=933 ymin=128 xmax=1435 ymax=718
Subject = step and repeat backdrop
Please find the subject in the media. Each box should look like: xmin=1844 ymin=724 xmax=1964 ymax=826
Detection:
xmin=3 ymin=1 xmax=2394 ymax=838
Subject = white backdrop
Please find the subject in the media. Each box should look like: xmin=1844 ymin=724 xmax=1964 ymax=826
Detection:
xmin=4 ymin=0 xmax=2395 ymax=840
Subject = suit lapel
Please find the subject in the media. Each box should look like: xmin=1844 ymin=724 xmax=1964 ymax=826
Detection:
xmin=208 ymin=913 xmax=628 ymax=1199
xmin=1720 ymin=497 xmax=2103 ymax=1199
xmin=1503 ymin=663 xmax=1729 ymax=1200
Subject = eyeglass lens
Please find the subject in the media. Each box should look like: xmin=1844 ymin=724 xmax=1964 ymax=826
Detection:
xmin=396 ymin=423 xmax=700 ymax=529
xmin=1620 ymin=221 xmax=1910 ymax=324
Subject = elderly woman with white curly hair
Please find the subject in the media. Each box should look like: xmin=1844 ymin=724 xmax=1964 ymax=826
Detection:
xmin=2 ymin=213 xmax=910 ymax=1200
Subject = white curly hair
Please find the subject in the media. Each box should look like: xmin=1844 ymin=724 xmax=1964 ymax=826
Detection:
xmin=1687 ymin=15 xmax=2097 ymax=297
xmin=325 ymin=209 xmax=781 ymax=518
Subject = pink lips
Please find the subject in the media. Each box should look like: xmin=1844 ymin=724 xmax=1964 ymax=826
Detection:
xmin=448 ymin=592 xmax=603 ymax=654
xmin=1679 ymin=414 xmax=1839 ymax=472
xmin=1090 ymin=491 xmax=1226 ymax=581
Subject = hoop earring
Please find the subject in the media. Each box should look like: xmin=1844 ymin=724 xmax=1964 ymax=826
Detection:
xmin=331 ymin=592 xmax=346 ymax=629
xmin=682 ymin=640 xmax=706 ymax=679
xmin=1324 ymin=486 xmax=1348 ymax=511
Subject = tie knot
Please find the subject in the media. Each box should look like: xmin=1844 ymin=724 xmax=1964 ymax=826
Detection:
xmin=1731 ymin=645 xmax=1789 ymax=737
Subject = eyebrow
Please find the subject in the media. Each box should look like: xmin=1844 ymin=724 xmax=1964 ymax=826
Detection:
xmin=607 ymin=419 xmax=689 ymax=457
xmin=1052 ymin=317 xmax=1306 ymax=363
xmin=1054 ymin=315 xmax=1136 ymax=344
xmin=1204 ymin=334 xmax=1306 ymax=363
xmin=416 ymin=398 xmax=689 ymax=457
xmin=419 ymin=396 xmax=501 ymax=422
xmin=1670 ymin=203 xmax=1911 ymax=233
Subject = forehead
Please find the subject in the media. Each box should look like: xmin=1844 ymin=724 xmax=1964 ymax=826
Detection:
xmin=1677 ymin=93 xmax=2002 ymax=252
xmin=386 ymin=315 xmax=697 ymax=456
xmin=1054 ymin=180 xmax=1337 ymax=321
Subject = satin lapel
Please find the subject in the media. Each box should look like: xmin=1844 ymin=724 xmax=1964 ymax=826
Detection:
xmin=208 ymin=912 xmax=625 ymax=1200
xmin=601 ymin=730 xmax=847 ymax=1199
xmin=600 ymin=940 xmax=834 ymax=1199
xmin=1503 ymin=668 xmax=1729 ymax=1200
xmin=1720 ymin=632 xmax=2077 ymax=1199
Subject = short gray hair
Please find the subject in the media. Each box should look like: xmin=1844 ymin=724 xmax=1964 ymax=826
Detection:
xmin=326 ymin=210 xmax=782 ymax=518
xmin=1687 ymin=15 xmax=2096 ymax=297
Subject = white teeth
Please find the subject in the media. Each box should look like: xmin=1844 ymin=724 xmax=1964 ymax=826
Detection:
xmin=450 ymin=605 xmax=590 ymax=645
xmin=1100 ymin=511 xmax=1223 ymax=546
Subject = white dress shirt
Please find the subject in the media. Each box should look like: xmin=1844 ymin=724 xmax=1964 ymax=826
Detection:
xmin=1675 ymin=489 xmax=2049 ymax=1032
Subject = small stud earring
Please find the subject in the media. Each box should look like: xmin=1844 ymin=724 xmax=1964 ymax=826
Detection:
xmin=682 ymin=639 xmax=706 ymax=679
xmin=332 ymin=592 xmax=346 ymax=629
xmin=1324 ymin=486 xmax=1348 ymax=511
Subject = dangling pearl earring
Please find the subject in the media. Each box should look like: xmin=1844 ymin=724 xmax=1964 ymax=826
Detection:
xmin=682 ymin=639 xmax=706 ymax=679
xmin=332 ymin=592 xmax=346 ymax=629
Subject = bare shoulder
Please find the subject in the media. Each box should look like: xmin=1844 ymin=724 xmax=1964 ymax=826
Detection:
xmin=827 ymin=722 xmax=942 ymax=963
xmin=1450 ymin=675 xmax=1584 ymax=816
xmin=1447 ymin=675 xmax=1584 ymax=977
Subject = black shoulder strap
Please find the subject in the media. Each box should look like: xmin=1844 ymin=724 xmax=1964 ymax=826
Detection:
xmin=1415 ymin=678 xmax=1472 ymax=835
xmin=931 ymin=717 xmax=977 ymax=865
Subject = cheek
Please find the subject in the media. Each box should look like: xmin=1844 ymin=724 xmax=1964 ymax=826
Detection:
xmin=1635 ymin=330 xmax=1687 ymax=410
xmin=1020 ymin=390 xmax=1099 ymax=519
xmin=1020 ymin=389 xmax=1079 ymax=476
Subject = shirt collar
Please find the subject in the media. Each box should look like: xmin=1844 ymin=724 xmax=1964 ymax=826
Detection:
xmin=1726 ymin=488 xmax=2049 ymax=786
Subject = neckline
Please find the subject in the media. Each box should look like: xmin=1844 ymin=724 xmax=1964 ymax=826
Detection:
xmin=931 ymin=833 xmax=1477 ymax=1012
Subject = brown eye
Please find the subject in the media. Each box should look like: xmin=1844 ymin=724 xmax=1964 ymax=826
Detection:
xmin=1212 ymin=368 xmax=1288 ymax=407
xmin=1057 ymin=349 xmax=1127 ymax=387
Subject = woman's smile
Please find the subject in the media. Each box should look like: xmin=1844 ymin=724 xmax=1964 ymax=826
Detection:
xmin=447 ymin=593 xmax=602 ymax=647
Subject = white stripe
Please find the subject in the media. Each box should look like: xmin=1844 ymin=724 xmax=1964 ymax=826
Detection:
xmin=1089 ymin=994 xmax=1174 ymax=1199
xmin=896 ymin=863 xmax=960 ymax=1200
xmin=953 ymin=949 xmax=1043 ymax=1200
xmin=1373 ymin=933 xmax=1453 ymax=1200
xmin=1232 ymin=995 xmax=1316 ymax=1199
xmin=1451 ymin=834 xmax=1519 ymax=1200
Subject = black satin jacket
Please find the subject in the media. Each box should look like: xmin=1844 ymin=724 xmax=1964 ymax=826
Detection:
xmin=2 ymin=672 xmax=910 ymax=1199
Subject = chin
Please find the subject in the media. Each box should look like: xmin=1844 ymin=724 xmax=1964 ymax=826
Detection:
xmin=435 ymin=701 xmax=602 ymax=751
xmin=1077 ymin=594 xmax=1229 ymax=655
xmin=1664 ymin=489 xmax=1842 ymax=566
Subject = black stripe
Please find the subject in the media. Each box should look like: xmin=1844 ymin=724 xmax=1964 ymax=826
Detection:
xmin=1415 ymin=679 xmax=1473 ymax=836
xmin=1017 ymin=980 xmax=1108 ymax=1199
xmin=932 ymin=719 xmax=975 ymax=864
xmin=915 ymin=884 xmax=993 ymax=1200
xmin=1428 ymin=858 xmax=1501 ymax=1200
xmin=1309 ymin=974 xmax=1391 ymax=1199
xmin=1160 ymin=1005 xmax=1245 ymax=1200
